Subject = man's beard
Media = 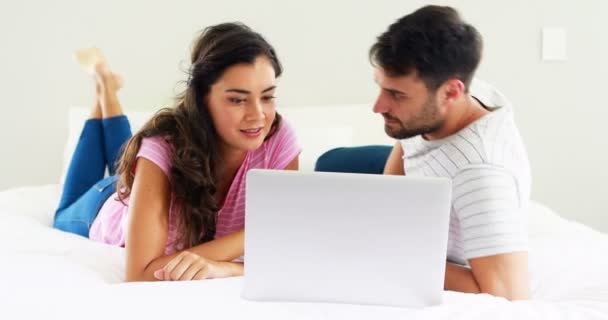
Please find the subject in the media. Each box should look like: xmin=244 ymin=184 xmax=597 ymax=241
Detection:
xmin=382 ymin=96 xmax=444 ymax=140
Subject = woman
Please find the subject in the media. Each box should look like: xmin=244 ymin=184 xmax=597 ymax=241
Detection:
xmin=53 ymin=23 xmax=301 ymax=282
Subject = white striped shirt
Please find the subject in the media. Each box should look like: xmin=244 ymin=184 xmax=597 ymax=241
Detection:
xmin=400 ymin=80 xmax=531 ymax=264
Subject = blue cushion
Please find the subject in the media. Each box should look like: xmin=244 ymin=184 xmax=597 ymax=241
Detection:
xmin=314 ymin=145 xmax=393 ymax=175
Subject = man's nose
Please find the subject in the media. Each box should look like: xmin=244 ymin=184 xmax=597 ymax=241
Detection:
xmin=372 ymin=94 xmax=388 ymax=114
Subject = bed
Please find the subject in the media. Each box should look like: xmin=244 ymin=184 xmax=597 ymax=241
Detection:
xmin=1 ymin=106 xmax=608 ymax=319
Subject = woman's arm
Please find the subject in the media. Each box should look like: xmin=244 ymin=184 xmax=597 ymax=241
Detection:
xmin=124 ymin=157 xmax=171 ymax=281
xmin=127 ymin=155 xmax=300 ymax=282
xmin=125 ymin=158 xmax=242 ymax=281
xmin=153 ymin=155 xmax=300 ymax=281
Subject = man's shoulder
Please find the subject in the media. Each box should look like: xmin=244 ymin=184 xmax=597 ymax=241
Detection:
xmin=466 ymin=79 xmax=526 ymax=161
xmin=469 ymin=78 xmax=512 ymax=111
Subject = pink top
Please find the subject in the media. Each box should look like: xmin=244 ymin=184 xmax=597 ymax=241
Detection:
xmin=89 ymin=119 xmax=301 ymax=255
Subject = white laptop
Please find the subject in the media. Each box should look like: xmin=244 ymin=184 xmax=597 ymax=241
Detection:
xmin=242 ymin=170 xmax=452 ymax=308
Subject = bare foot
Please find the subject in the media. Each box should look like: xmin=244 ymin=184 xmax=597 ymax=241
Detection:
xmin=94 ymin=61 xmax=124 ymax=93
xmin=73 ymin=47 xmax=105 ymax=75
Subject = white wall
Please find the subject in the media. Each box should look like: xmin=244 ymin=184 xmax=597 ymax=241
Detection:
xmin=1 ymin=0 xmax=607 ymax=232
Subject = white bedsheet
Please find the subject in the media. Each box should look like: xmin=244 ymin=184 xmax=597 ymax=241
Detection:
xmin=1 ymin=185 xmax=608 ymax=319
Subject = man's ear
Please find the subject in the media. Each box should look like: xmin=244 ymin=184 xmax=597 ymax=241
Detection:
xmin=436 ymin=79 xmax=465 ymax=113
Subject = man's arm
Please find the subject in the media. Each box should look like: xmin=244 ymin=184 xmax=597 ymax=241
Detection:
xmin=447 ymin=167 xmax=530 ymax=300
xmin=468 ymin=252 xmax=529 ymax=299
xmin=384 ymin=142 xmax=530 ymax=299
xmin=444 ymin=262 xmax=480 ymax=294
xmin=383 ymin=141 xmax=405 ymax=175
xmin=445 ymin=252 xmax=530 ymax=300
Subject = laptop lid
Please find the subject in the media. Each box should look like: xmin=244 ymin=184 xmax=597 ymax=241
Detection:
xmin=242 ymin=170 xmax=451 ymax=308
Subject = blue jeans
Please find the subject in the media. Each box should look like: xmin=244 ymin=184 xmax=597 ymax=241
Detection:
xmin=53 ymin=116 xmax=132 ymax=237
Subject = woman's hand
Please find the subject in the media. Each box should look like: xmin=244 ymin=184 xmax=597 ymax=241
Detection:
xmin=153 ymin=251 xmax=242 ymax=281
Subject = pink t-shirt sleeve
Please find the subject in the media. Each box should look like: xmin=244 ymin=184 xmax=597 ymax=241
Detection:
xmin=136 ymin=136 xmax=173 ymax=178
xmin=265 ymin=117 xmax=302 ymax=169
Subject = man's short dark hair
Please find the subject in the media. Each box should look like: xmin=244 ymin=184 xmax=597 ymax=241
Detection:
xmin=370 ymin=5 xmax=482 ymax=91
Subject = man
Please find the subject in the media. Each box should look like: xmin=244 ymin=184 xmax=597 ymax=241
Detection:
xmin=370 ymin=5 xmax=531 ymax=300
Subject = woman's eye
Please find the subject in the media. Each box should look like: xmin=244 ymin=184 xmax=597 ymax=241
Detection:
xmin=229 ymin=97 xmax=246 ymax=104
xmin=262 ymin=96 xmax=276 ymax=102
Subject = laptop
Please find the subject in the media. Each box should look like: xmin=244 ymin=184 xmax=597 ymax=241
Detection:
xmin=242 ymin=169 xmax=451 ymax=308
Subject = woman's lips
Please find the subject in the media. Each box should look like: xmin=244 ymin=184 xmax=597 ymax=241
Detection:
xmin=240 ymin=127 xmax=263 ymax=138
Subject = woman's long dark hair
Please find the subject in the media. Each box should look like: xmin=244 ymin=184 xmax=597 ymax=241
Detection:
xmin=115 ymin=22 xmax=283 ymax=249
